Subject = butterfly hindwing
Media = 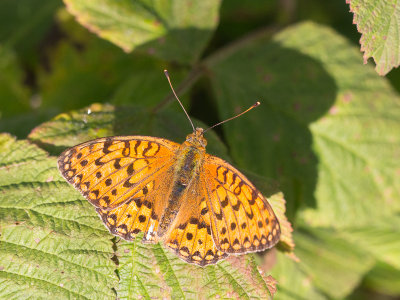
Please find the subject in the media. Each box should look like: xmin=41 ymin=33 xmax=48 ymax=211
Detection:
xmin=95 ymin=163 xmax=176 ymax=242
xmin=203 ymin=155 xmax=281 ymax=254
xmin=165 ymin=179 xmax=228 ymax=266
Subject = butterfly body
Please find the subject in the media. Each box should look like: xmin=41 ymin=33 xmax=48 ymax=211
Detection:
xmin=58 ymin=127 xmax=280 ymax=266
xmin=158 ymin=130 xmax=205 ymax=237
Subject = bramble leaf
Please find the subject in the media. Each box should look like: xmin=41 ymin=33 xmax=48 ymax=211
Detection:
xmin=347 ymin=0 xmax=400 ymax=75
xmin=0 ymin=134 xmax=118 ymax=299
xmin=63 ymin=0 xmax=221 ymax=64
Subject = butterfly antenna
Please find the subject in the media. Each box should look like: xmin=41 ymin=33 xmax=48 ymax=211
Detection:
xmin=203 ymin=101 xmax=261 ymax=134
xmin=164 ymin=70 xmax=195 ymax=132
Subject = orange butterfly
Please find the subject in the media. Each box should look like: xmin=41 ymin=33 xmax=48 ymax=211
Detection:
xmin=58 ymin=71 xmax=280 ymax=266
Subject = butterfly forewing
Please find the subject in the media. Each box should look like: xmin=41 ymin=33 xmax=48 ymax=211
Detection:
xmin=203 ymin=155 xmax=281 ymax=254
xmin=58 ymin=136 xmax=179 ymax=241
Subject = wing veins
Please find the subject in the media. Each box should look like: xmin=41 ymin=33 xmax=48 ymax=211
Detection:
xmin=105 ymin=158 xmax=175 ymax=208
xmin=226 ymin=190 xmax=243 ymax=247
xmin=142 ymin=210 xmax=153 ymax=236
xmin=70 ymin=147 xmax=108 ymax=169
xmin=207 ymin=164 xmax=262 ymax=248
xmin=203 ymin=169 xmax=232 ymax=249
xmin=77 ymin=150 xmax=170 ymax=183
xmin=86 ymin=154 xmax=169 ymax=194
xmin=115 ymin=201 xmax=131 ymax=224
xmin=190 ymin=220 xmax=200 ymax=256
xmin=201 ymin=175 xmax=221 ymax=244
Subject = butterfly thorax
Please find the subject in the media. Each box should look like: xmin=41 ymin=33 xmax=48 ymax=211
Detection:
xmin=157 ymin=129 xmax=207 ymax=237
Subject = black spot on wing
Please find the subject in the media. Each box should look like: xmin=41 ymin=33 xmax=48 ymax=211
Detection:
xmin=127 ymin=163 xmax=134 ymax=175
xmin=134 ymin=141 xmax=141 ymax=155
xmin=114 ymin=158 xmax=122 ymax=169
xmin=201 ymin=207 xmax=208 ymax=215
xmin=102 ymin=140 xmax=112 ymax=154
xmin=142 ymin=142 xmax=153 ymax=157
xmin=221 ymin=196 xmax=229 ymax=208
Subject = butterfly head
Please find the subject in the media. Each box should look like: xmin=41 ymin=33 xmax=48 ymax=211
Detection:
xmin=185 ymin=127 xmax=207 ymax=148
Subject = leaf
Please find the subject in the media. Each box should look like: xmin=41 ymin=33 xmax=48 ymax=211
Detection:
xmin=0 ymin=0 xmax=60 ymax=56
xmin=294 ymin=226 xmax=375 ymax=299
xmin=276 ymin=22 xmax=400 ymax=228
xmin=270 ymin=252 xmax=326 ymax=300
xmin=63 ymin=0 xmax=222 ymax=64
xmin=0 ymin=45 xmax=47 ymax=138
xmin=347 ymin=0 xmax=400 ymax=75
xmin=207 ymin=21 xmax=400 ymax=228
xmin=268 ymin=193 xmax=295 ymax=258
xmin=0 ymin=134 xmax=118 ymax=299
xmin=37 ymin=36 xmax=130 ymax=111
xmin=110 ymin=62 xmax=188 ymax=107
xmin=0 ymin=108 xmax=58 ymax=139
xmin=118 ymin=237 xmax=276 ymax=299
xmin=363 ymin=261 xmax=400 ymax=296
xmin=207 ymin=25 xmax=338 ymax=220
xmin=338 ymin=216 xmax=400 ymax=269
xmin=38 ymin=10 xmax=190 ymax=112
xmin=0 ymin=45 xmax=30 ymax=116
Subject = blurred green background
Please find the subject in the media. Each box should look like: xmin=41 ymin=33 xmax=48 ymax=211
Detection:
xmin=1 ymin=0 xmax=400 ymax=299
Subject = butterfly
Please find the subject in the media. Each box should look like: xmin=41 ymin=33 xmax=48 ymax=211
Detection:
xmin=58 ymin=71 xmax=281 ymax=266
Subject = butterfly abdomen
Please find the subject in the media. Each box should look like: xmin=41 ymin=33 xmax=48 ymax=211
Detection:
xmin=157 ymin=145 xmax=204 ymax=237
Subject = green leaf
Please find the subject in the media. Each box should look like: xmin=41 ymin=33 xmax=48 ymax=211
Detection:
xmin=338 ymin=217 xmax=400 ymax=269
xmin=118 ymin=238 xmax=276 ymax=299
xmin=0 ymin=134 xmax=118 ymax=299
xmin=0 ymin=45 xmax=43 ymax=138
xmin=0 ymin=0 xmax=60 ymax=56
xmin=110 ymin=62 xmax=188 ymax=107
xmin=206 ymin=24 xmax=338 ymax=219
xmin=362 ymin=261 xmax=400 ymax=296
xmin=37 ymin=16 xmax=143 ymax=111
xmin=38 ymin=37 xmax=130 ymax=111
xmin=207 ymin=21 xmax=400 ymax=228
xmin=347 ymin=0 xmax=400 ymax=75
xmin=270 ymin=252 xmax=326 ymax=300
xmin=294 ymin=227 xmax=374 ymax=299
xmin=0 ymin=45 xmax=30 ymax=117
xmin=268 ymin=193 xmax=295 ymax=257
xmin=0 ymin=108 xmax=58 ymax=139
xmin=63 ymin=0 xmax=222 ymax=64
xmin=38 ymin=12 xmax=189 ymax=112
xmin=277 ymin=22 xmax=400 ymax=228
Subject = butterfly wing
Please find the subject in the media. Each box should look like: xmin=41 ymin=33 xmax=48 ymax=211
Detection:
xmin=164 ymin=177 xmax=228 ymax=266
xmin=58 ymin=136 xmax=179 ymax=242
xmin=203 ymin=155 xmax=281 ymax=254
